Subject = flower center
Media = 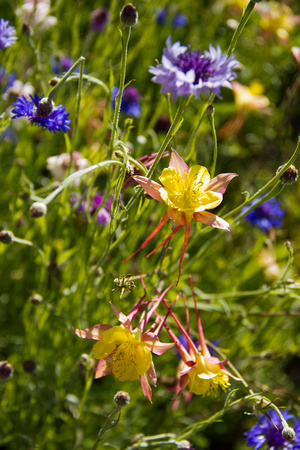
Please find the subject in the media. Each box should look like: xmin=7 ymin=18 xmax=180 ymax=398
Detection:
xmin=175 ymin=51 xmax=213 ymax=84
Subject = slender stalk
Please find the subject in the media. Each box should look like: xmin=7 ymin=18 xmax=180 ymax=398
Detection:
xmin=92 ymin=406 xmax=122 ymax=450
xmin=71 ymin=57 xmax=85 ymax=150
xmin=206 ymin=105 xmax=218 ymax=178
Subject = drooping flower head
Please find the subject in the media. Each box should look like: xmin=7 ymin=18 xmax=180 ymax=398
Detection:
xmin=245 ymin=409 xmax=300 ymax=449
xmin=243 ymin=197 xmax=284 ymax=233
xmin=150 ymin=36 xmax=238 ymax=101
xmin=12 ymin=94 xmax=71 ymax=133
xmin=112 ymin=85 xmax=141 ymax=118
xmin=73 ymin=282 xmax=175 ymax=402
xmin=158 ymin=280 xmax=239 ymax=400
xmin=123 ymin=150 xmax=237 ymax=280
xmin=0 ymin=19 xmax=17 ymax=49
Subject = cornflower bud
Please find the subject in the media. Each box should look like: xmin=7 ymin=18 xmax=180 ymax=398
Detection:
xmin=30 ymin=202 xmax=47 ymax=218
xmin=277 ymin=165 xmax=298 ymax=185
xmin=0 ymin=230 xmax=14 ymax=244
xmin=36 ymin=98 xmax=54 ymax=117
xmin=114 ymin=391 xmax=130 ymax=407
xmin=120 ymin=3 xmax=138 ymax=27
xmin=23 ymin=360 xmax=36 ymax=373
xmin=30 ymin=293 xmax=43 ymax=304
xmin=0 ymin=361 xmax=14 ymax=380
xmin=282 ymin=426 xmax=296 ymax=442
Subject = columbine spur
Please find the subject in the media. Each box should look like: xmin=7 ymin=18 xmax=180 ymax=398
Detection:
xmin=0 ymin=19 xmax=17 ymax=49
xmin=149 ymin=36 xmax=238 ymax=101
xmin=12 ymin=94 xmax=71 ymax=133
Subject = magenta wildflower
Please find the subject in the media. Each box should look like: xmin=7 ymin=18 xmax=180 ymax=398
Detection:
xmin=150 ymin=36 xmax=238 ymax=101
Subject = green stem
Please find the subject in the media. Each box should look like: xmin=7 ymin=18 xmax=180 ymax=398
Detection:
xmin=108 ymin=27 xmax=131 ymax=159
xmin=48 ymin=57 xmax=85 ymax=102
xmin=71 ymin=58 xmax=85 ymax=150
xmin=92 ymin=406 xmax=122 ymax=450
xmin=206 ymin=105 xmax=218 ymax=178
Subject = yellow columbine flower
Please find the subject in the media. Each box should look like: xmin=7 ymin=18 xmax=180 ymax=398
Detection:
xmin=92 ymin=325 xmax=152 ymax=382
xmin=187 ymin=355 xmax=230 ymax=397
xmin=123 ymin=150 xmax=237 ymax=280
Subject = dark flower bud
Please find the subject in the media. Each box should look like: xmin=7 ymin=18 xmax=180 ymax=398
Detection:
xmin=23 ymin=360 xmax=36 ymax=373
xmin=154 ymin=114 xmax=171 ymax=134
xmin=30 ymin=293 xmax=43 ymax=304
xmin=30 ymin=202 xmax=47 ymax=218
xmin=89 ymin=8 xmax=109 ymax=33
xmin=22 ymin=23 xmax=31 ymax=36
xmin=282 ymin=426 xmax=296 ymax=442
xmin=206 ymin=104 xmax=215 ymax=117
xmin=0 ymin=230 xmax=14 ymax=244
xmin=277 ymin=164 xmax=298 ymax=184
xmin=114 ymin=390 xmax=130 ymax=407
xmin=120 ymin=3 xmax=138 ymax=27
xmin=0 ymin=361 xmax=14 ymax=381
xmin=36 ymin=98 xmax=54 ymax=117
xmin=49 ymin=77 xmax=59 ymax=87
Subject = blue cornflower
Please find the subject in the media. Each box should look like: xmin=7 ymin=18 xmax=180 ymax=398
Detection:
xmin=172 ymin=14 xmax=188 ymax=28
xmin=245 ymin=409 xmax=300 ymax=449
xmin=174 ymin=334 xmax=199 ymax=359
xmin=156 ymin=8 xmax=167 ymax=26
xmin=112 ymin=85 xmax=141 ymax=118
xmin=89 ymin=8 xmax=109 ymax=33
xmin=11 ymin=94 xmax=71 ymax=133
xmin=149 ymin=36 xmax=238 ymax=102
xmin=243 ymin=197 xmax=284 ymax=232
xmin=0 ymin=19 xmax=17 ymax=49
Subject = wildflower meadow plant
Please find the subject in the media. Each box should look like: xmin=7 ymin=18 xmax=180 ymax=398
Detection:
xmin=1 ymin=1 xmax=300 ymax=449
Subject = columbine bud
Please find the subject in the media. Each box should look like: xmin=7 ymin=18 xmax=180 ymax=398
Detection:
xmin=23 ymin=360 xmax=36 ymax=373
xmin=36 ymin=98 xmax=54 ymax=117
xmin=30 ymin=202 xmax=47 ymax=218
xmin=120 ymin=3 xmax=138 ymax=27
xmin=114 ymin=390 xmax=130 ymax=407
xmin=0 ymin=361 xmax=14 ymax=381
xmin=30 ymin=293 xmax=43 ymax=304
xmin=282 ymin=426 xmax=296 ymax=442
xmin=0 ymin=230 xmax=14 ymax=244
xmin=277 ymin=165 xmax=298 ymax=184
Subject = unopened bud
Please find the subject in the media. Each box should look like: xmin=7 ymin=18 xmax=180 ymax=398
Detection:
xmin=114 ymin=390 xmax=130 ymax=406
xmin=277 ymin=165 xmax=298 ymax=185
xmin=36 ymin=98 xmax=54 ymax=117
xmin=0 ymin=361 xmax=14 ymax=381
xmin=178 ymin=440 xmax=193 ymax=449
xmin=23 ymin=360 xmax=36 ymax=373
xmin=30 ymin=202 xmax=47 ymax=218
xmin=30 ymin=293 xmax=43 ymax=304
xmin=0 ymin=230 xmax=14 ymax=244
xmin=120 ymin=3 xmax=138 ymax=27
xmin=282 ymin=426 xmax=296 ymax=442
xmin=206 ymin=104 xmax=215 ymax=117
xmin=22 ymin=22 xmax=31 ymax=36
xmin=49 ymin=77 xmax=59 ymax=87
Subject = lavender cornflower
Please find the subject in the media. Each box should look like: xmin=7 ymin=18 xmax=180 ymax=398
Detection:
xmin=71 ymin=192 xmax=111 ymax=226
xmin=52 ymin=56 xmax=75 ymax=74
xmin=243 ymin=197 xmax=284 ymax=232
xmin=172 ymin=14 xmax=188 ymax=28
xmin=245 ymin=410 xmax=300 ymax=449
xmin=112 ymin=85 xmax=141 ymax=118
xmin=12 ymin=94 xmax=71 ymax=133
xmin=0 ymin=19 xmax=17 ymax=49
xmin=149 ymin=36 xmax=238 ymax=102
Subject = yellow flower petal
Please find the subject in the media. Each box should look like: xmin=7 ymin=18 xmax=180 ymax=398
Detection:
xmin=188 ymin=356 xmax=230 ymax=397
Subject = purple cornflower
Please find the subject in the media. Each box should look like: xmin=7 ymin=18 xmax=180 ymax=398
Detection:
xmin=112 ymin=86 xmax=141 ymax=118
xmin=52 ymin=56 xmax=76 ymax=74
xmin=11 ymin=94 xmax=71 ymax=133
xmin=71 ymin=192 xmax=111 ymax=226
xmin=149 ymin=36 xmax=238 ymax=102
xmin=0 ymin=19 xmax=17 ymax=49
xmin=172 ymin=14 xmax=188 ymax=28
xmin=156 ymin=8 xmax=167 ymax=26
xmin=245 ymin=409 xmax=300 ymax=449
xmin=89 ymin=8 xmax=109 ymax=33
xmin=243 ymin=197 xmax=284 ymax=232
xmin=0 ymin=67 xmax=16 ymax=92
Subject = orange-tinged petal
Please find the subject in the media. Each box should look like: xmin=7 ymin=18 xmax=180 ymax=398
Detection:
xmin=133 ymin=176 xmax=164 ymax=202
xmin=207 ymin=173 xmax=238 ymax=195
xmin=140 ymin=374 xmax=152 ymax=402
xmin=169 ymin=149 xmax=189 ymax=175
xmin=142 ymin=333 xmax=175 ymax=355
xmin=193 ymin=211 xmax=230 ymax=230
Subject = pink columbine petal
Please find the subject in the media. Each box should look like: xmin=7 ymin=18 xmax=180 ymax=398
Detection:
xmin=95 ymin=357 xmax=113 ymax=378
xmin=180 ymin=360 xmax=197 ymax=376
xmin=146 ymin=362 xmax=157 ymax=386
xmin=140 ymin=374 xmax=152 ymax=403
xmin=73 ymin=324 xmax=113 ymax=340
xmin=142 ymin=332 xmax=175 ymax=355
xmin=207 ymin=173 xmax=238 ymax=194
xmin=193 ymin=211 xmax=230 ymax=230
xmin=133 ymin=176 xmax=164 ymax=202
xmin=110 ymin=303 xmax=132 ymax=328
xmin=170 ymin=149 xmax=189 ymax=175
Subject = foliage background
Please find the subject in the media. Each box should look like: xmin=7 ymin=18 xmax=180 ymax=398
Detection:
xmin=1 ymin=0 xmax=300 ymax=449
